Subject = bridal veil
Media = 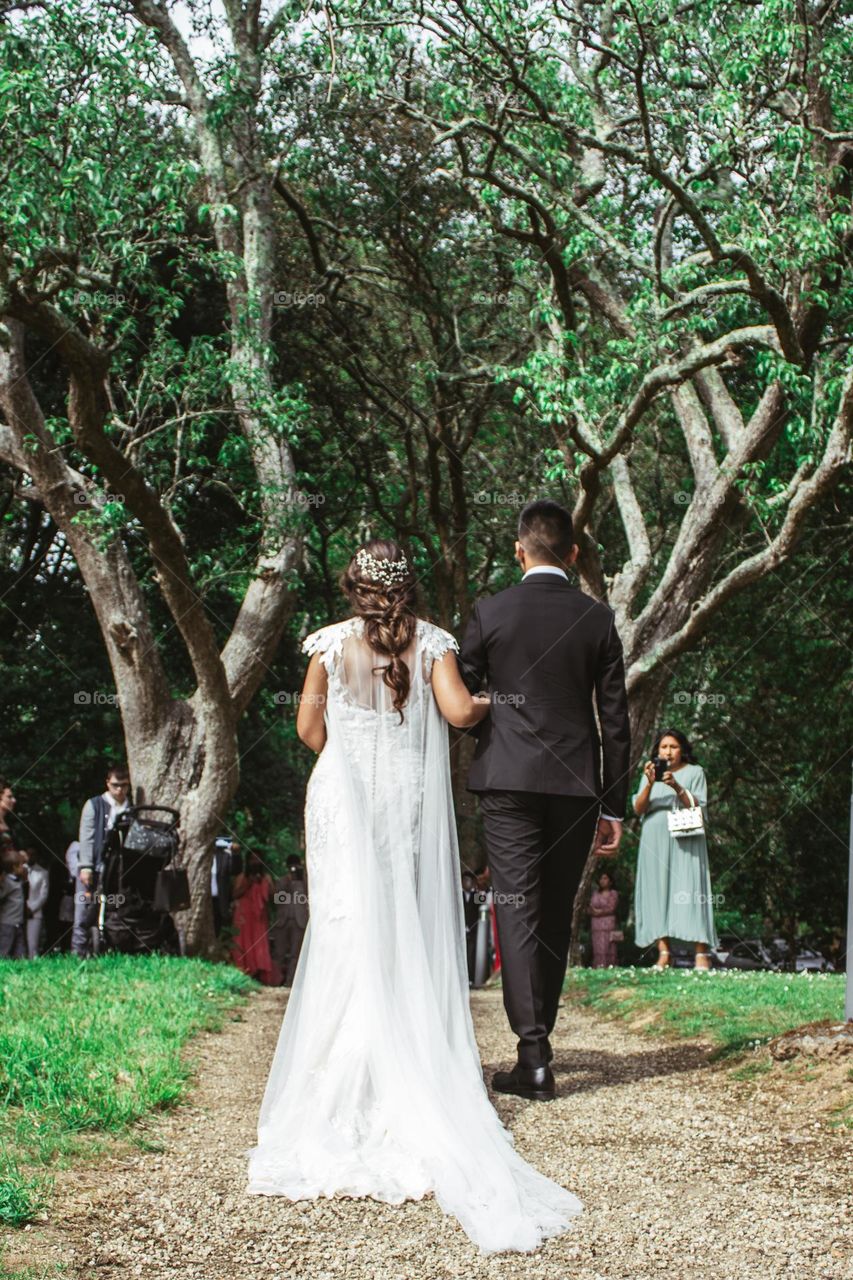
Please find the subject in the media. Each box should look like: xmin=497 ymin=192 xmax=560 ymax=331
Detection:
xmin=245 ymin=616 xmax=581 ymax=1253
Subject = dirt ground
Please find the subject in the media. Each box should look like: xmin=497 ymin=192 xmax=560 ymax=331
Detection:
xmin=4 ymin=985 xmax=852 ymax=1280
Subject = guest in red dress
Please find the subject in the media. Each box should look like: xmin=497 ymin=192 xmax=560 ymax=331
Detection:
xmin=588 ymin=870 xmax=620 ymax=968
xmin=231 ymin=851 xmax=279 ymax=985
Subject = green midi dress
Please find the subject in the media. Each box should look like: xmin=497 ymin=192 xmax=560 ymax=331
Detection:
xmin=633 ymin=763 xmax=718 ymax=948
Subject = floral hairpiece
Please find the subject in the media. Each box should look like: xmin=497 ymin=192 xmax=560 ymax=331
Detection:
xmin=355 ymin=547 xmax=410 ymax=586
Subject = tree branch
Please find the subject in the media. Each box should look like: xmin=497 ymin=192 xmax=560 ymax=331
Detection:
xmin=0 ymin=318 xmax=172 ymax=740
xmin=5 ymin=290 xmax=235 ymax=727
xmin=593 ymin=326 xmax=780 ymax=465
xmin=628 ymin=364 xmax=853 ymax=685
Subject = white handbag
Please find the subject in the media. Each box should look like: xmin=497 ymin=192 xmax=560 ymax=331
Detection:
xmin=667 ymin=789 xmax=705 ymax=838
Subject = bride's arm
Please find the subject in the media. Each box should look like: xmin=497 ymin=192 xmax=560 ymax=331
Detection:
xmin=431 ymin=651 xmax=491 ymax=729
xmin=296 ymin=654 xmax=328 ymax=752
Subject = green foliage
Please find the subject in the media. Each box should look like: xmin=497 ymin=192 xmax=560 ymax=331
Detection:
xmin=342 ymin=0 xmax=852 ymax=525
xmin=0 ymin=4 xmax=194 ymax=268
xmin=0 ymin=0 xmax=848 ymax=941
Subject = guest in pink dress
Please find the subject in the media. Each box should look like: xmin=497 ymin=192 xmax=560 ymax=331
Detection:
xmin=588 ymin=871 xmax=620 ymax=968
xmin=231 ymin=852 xmax=279 ymax=985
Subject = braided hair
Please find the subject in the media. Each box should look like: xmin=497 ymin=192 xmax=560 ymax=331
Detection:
xmin=340 ymin=539 xmax=418 ymax=718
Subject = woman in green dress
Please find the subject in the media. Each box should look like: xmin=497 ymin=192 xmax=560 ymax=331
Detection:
xmin=633 ymin=728 xmax=718 ymax=970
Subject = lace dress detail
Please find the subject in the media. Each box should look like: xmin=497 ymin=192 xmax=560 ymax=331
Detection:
xmin=304 ymin=618 xmax=458 ymax=708
xmin=245 ymin=616 xmax=582 ymax=1253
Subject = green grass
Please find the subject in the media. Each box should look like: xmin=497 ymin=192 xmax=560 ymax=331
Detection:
xmin=563 ymin=965 xmax=847 ymax=1059
xmin=0 ymin=954 xmax=254 ymax=1227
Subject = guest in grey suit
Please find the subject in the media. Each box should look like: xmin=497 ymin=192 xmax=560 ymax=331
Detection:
xmin=22 ymin=847 xmax=49 ymax=957
xmin=74 ymin=762 xmax=130 ymax=956
xmin=0 ymin=847 xmax=26 ymax=957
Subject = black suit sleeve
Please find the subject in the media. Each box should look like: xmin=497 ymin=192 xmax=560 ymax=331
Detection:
xmin=458 ymin=600 xmax=487 ymax=694
xmin=595 ymin=613 xmax=631 ymax=817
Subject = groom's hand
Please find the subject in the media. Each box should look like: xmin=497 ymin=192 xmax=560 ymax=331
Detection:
xmin=593 ymin=817 xmax=622 ymax=857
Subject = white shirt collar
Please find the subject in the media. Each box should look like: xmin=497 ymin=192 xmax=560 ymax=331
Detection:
xmin=522 ymin=565 xmax=568 ymax=581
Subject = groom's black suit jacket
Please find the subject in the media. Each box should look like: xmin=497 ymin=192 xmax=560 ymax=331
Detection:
xmin=458 ymin=573 xmax=631 ymax=817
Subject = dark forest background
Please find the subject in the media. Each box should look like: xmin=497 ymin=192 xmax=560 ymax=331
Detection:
xmin=1 ymin=0 xmax=850 ymax=956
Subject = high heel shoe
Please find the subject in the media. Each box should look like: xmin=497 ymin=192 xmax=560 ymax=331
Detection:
xmin=653 ymin=948 xmax=671 ymax=970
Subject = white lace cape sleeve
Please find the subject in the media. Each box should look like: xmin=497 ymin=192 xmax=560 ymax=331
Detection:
xmin=418 ymin=620 xmax=460 ymax=671
xmin=301 ymin=619 xmax=357 ymax=673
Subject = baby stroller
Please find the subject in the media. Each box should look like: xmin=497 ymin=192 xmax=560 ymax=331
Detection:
xmin=97 ymin=806 xmax=188 ymax=954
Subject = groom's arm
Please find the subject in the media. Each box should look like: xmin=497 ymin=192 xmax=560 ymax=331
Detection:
xmin=458 ymin=601 xmax=488 ymax=694
xmin=595 ymin=613 xmax=631 ymax=818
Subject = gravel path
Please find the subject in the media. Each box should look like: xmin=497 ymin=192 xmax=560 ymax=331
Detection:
xmin=8 ymin=985 xmax=853 ymax=1280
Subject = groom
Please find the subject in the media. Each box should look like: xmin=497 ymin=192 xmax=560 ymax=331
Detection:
xmin=459 ymin=499 xmax=630 ymax=1100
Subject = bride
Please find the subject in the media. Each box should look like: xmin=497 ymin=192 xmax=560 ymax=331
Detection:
xmin=245 ymin=540 xmax=582 ymax=1253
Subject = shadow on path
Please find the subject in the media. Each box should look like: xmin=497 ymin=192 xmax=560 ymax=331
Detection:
xmin=549 ymin=1041 xmax=712 ymax=1093
xmin=483 ymin=1039 xmax=713 ymax=1099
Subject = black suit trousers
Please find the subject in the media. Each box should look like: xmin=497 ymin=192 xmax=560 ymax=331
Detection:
xmin=479 ymin=790 xmax=600 ymax=1069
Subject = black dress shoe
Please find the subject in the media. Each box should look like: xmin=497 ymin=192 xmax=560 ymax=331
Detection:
xmin=492 ymin=1063 xmax=556 ymax=1102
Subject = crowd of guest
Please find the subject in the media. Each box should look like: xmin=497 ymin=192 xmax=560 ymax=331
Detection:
xmin=0 ymin=763 xmax=142 ymax=959
xmin=1 ymin=725 xmax=717 ymax=975
xmin=0 ymin=844 xmax=49 ymax=958
xmin=0 ymin=764 xmax=311 ymax=983
xmin=454 ymin=726 xmax=717 ymax=976
xmin=213 ymin=843 xmax=309 ymax=988
xmin=0 ymin=781 xmax=51 ymax=958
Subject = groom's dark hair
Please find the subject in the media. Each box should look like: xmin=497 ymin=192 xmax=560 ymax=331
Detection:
xmin=518 ymin=500 xmax=574 ymax=563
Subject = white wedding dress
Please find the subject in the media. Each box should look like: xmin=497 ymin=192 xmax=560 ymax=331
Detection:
xmin=245 ymin=616 xmax=582 ymax=1253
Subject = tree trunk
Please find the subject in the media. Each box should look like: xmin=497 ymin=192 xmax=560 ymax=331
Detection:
xmin=0 ymin=320 xmax=244 ymax=956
